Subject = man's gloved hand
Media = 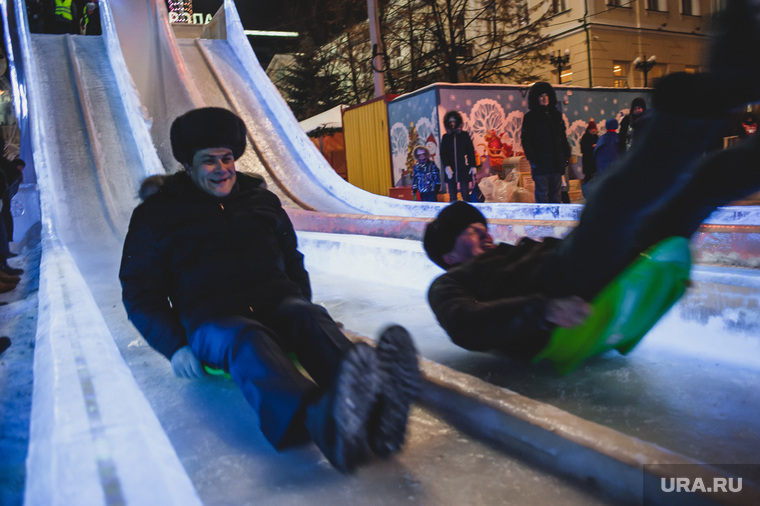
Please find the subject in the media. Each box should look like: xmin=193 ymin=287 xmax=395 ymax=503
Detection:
xmin=545 ymin=296 xmax=591 ymax=328
xmin=469 ymin=167 xmax=477 ymax=175
xmin=171 ymin=345 xmax=205 ymax=378
xmin=445 ymin=167 xmax=454 ymax=179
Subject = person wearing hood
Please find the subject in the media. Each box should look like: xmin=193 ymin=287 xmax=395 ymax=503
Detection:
xmin=618 ymin=97 xmax=647 ymax=152
xmin=440 ymin=110 xmax=477 ymax=202
xmin=579 ymin=120 xmax=599 ymax=190
xmin=120 ymin=107 xmax=421 ymax=473
xmin=592 ymin=118 xmax=621 ymax=177
xmin=520 ymin=82 xmax=571 ymax=203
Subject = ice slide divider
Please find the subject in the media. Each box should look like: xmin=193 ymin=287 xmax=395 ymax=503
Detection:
xmin=5 ymin=0 xmax=201 ymax=503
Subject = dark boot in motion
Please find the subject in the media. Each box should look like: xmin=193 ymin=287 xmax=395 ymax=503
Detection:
xmin=369 ymin=325 xmax=422 ymax=458
xmin=305 ymin=342 xmax=379 ymax=473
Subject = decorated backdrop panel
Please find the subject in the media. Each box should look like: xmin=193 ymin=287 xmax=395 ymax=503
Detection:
xmin=388 ymin=83 xmax=653 ymax=183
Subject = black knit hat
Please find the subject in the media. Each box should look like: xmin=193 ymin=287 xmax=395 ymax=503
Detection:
xmin=424 ymin=201 xmax=487 ymax=269
xmin=170 ymin=107 xmax=247 ymax=165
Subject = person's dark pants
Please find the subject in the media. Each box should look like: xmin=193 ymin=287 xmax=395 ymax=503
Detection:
xmin=188 ymin=297 xmax=353 ymax=450
xmin=532 ymin=173 xmax=562 ymax=203
xmin=553 ymin=108 xmax=760 ymax=301
xmin=419 ymin=191 xmax=437 ymax=202
xmin=447 ymin=179 xmax=470 ymax=201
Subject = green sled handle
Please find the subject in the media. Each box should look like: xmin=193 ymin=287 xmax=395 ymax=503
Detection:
xmin=531 ymin=236 xmax=692 ymax=375
xmin=203 ymin=352 xmax=305 ymax=380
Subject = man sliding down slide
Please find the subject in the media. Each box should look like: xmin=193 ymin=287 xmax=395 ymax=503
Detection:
xmin=422 ymin=0 xmax=760 ymax=371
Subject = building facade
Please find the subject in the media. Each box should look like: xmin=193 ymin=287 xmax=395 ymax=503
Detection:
xmin=532 ymin=0 xmax=713 ymax=87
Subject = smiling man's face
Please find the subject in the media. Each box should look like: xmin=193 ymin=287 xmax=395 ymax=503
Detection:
xmin=186 ymin=147 xmax=237 ymax=197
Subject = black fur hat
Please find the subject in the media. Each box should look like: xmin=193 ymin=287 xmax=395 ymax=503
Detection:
xmin=170 ymin=107 xmax=247 ymax=165
xmin=424 ymin=201 xmax=487 ymax=269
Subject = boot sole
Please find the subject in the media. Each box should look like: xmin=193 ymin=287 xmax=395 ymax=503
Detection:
xmin=331 ymin=342 xmax=380 ymax=473
xmin=371 ymin=325 xmax=421 ymax=457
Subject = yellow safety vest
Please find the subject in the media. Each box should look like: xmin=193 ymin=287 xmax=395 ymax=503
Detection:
xmin=55 ymin=0 xmax=73 ymax=21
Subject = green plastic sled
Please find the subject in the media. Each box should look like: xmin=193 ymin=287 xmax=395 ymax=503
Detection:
xmin=531 ymin=236 xmax=692 ymax=375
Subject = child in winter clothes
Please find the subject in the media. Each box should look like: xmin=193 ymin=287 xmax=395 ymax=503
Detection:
xmin=593 ymin=118 xmax=620 ymax=177
xmin=411 ymin=146 xmax=441 ymax=202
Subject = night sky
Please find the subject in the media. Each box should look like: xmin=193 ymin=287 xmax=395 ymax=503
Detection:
xmin=187 ymin=1 xmax=299 ymax=31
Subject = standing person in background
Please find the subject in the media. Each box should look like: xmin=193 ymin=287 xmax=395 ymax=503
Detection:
xmin=440 ymin=111 xmax=476 ymax=202
xmin=579 ymin=120 xmax=599 ymax=192
xmin=52 ymin=0 xmax=78 ymax=34
xmin=593 ymin=118 xmax=621 ymax=178
xmin=618 ymin=97 xmax=647 ymax=153
xmin=520 ymin=82 xmax=571 ymax=203
xmin=411 ymin=146 xmax=441 ymax=202
xmin=80 ymin=1 xmax=101 ymax=35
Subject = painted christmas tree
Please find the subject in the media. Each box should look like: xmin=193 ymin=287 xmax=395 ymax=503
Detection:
xmin=406 ymin=122 xmax=421 ymax=171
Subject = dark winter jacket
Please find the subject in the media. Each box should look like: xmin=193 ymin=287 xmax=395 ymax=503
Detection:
xmin=440 ymin=111 xmax=476 ymax=183
xmin=579 ymin=129 xmax=598 ymax=183
xmin=120 ymin=171 xmax=311 ymax=360
xmin=520 ymin=82 xmax=570 ymax=176
xmin=427 ymin=237 xmax=564 ymax=360
xmin=618 ymin=97 xmax=647 ymax=152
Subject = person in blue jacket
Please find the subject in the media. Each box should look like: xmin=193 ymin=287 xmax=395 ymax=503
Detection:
xmin=411 ymin=146 xmax=441 ymax=202
xmin=593 ymin=118 xmax=620 ymax=177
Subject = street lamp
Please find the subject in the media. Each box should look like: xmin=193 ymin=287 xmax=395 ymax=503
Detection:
xmin=633 ymin=55 xmax=657 ymax=87
xmin=549 ymin=49 xmax=570 ymax=84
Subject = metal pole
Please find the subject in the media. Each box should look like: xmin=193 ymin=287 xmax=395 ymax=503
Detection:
xmin=367 ymin=0 xmax=386 ymax=97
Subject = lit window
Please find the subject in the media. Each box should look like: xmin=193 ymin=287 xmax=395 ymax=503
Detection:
xmin=613 ymin=61 xmax=628 ymax=88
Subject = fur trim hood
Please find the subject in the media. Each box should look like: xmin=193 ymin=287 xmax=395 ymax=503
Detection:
xmin=527 ymin=82 xmax=558 ymax=111
xmin=443 ymin=110 xmax=464 ymax=131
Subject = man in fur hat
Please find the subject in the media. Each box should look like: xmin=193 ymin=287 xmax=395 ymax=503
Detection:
xmin=120 ymin=107 xmax=420 ymax=473
xmin=423 ymin=0 xmax=760 ymax=358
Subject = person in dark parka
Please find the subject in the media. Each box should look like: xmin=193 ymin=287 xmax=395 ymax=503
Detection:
xmin=618 ymin=96 xmax=647 ymax=153
xmin=579 ymin=120 xmax=598 ymax=187
xmin=440 ymin=110 xmax=477 ymax=202
xmin=120 ymin=107 xmax=420 ymax=473
xmin=423 ymin=2 xmax=760 ymax=360
xmin=520 ymin=82 xmax=571 ymax=203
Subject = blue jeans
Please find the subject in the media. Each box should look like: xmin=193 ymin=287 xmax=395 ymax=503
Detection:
xmin=188 ymin=297 xmax=352 ymax=449
xmin=532 ymin=173 xmax=562 ymax=203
